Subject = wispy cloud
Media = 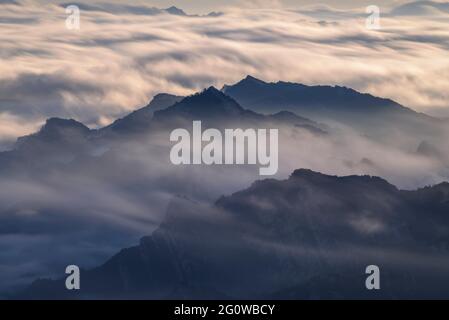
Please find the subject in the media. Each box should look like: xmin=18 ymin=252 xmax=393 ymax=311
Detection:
xmin=0 ymin=1 xmax=448 ymax=140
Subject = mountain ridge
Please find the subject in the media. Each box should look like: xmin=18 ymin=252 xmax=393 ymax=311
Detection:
xmin=106 ymin=93 xmax=183 ymax=133
xmin=7 ymin=76 xmax=441 ymax=147
xmin=222 ymin=75 xmax=445 ymax=149
xmin=223 ymin=75 xmax=415 ymax=115
xmin=15 ymin=168 xmax=449 ymax=299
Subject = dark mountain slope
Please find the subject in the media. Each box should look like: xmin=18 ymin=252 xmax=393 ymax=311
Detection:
xmin=223 ymin=76 xmax=444 ymax=146
xmin=11 ymin=118 xmax=94 ymax=163
xmin=99 ymin=87 xmax=323 ymax=136
xmin=17 ymin=169 xmax=449 ymax=299
xmin=223 ymin=75 xmax=411 ymax=116
xmin=106 ymin=93 xmax=183 ymax=134
xmin=0 ymin=87 xmax=324 ymax=176
xmin=152 ymin=86 xmax=324 ymax=133
xmin=391 ymin=1 xmax=449 ymax=16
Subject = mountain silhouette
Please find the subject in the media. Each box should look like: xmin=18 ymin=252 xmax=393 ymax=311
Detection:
xmin=0 ymin=86 xmax=324 ymax=173
xmin=223 ymin=75 xmax=422 ymax=130
xmin=17 ymin=169 xmax=449 ymax=299
xmin=106 ymin=93 xmax=183 ymax=133
xmin=151 ymin=86 xmax=324 ymax=134
xmin=154 ymin=87 xmax=247 ymax=119
xmin=2 ymin=81 xmax=449 ymax=299
xmin=58 ymin=4 xmax=222 ymax=18
xmin=164 ymin=6 xmax=187 ymax=16
xmin=60 ymin=4 xmax=188 ymax=16
xmin=391 ymin=1 xmax=449 ymax=16
xmin=99 ymin=87 xmax=323 ymax=137
xmin=13 ymin=118 xmax=92 ymax=158
xmin=223 ymin=75 xmax=409 ymax=115
xmin=223 ymin=75 xmax=444 ymax=146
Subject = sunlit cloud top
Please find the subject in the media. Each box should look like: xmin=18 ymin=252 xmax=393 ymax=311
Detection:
xmin=0 ymin=0 xmax=448 ymax=148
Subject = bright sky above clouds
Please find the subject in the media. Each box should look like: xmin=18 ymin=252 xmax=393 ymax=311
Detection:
xmin=0 ymin=0 xmax=448 ymax=147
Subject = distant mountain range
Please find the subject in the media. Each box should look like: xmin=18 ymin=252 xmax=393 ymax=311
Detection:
xmin=151 ymin=87 xmax=323 ymax=133
xmin=8 ymin=74 xmax=443 ymax=150
xmin=7 ymin=85 xmax=325 ymax=151
xmin=223 ymin=76 xmax=446 ymax=148
xmin=106 ymin=93 xmax=184 ymax=134
xmin=5 ymin=75 xmax=442 ymax=152
xmin=2 ymin=75 xmax=447 ymax=182
xmin=59 ymin=4 xmax=223 ymax=18
xmin=0 ymin=83 xmax=328 ymax=188
xmin=223 ymin=75 xmax=409 ymax=116
xmin=17 ymin=169 xmax=449 ymax=299
xmin=2 ymin=76 xmax=449 ymax=299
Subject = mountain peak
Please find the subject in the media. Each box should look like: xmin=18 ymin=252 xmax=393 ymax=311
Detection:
xmin=241 ymin=75 xmax=267 ymax=85
xmin=164 ymin=6 xmax=187 ymax=16
xmin=33 ymin=118 xmax=91 ymax=143
xmin=41 ymin=118 xmax=90 ymax=133
xmin=154 ymin=87 xmax=245 ymax=120
xmin=290 ymin=168 xmax=324 ymax=179
xmin=221 ymin=76 xmax=268 ymax=94
xmin=146 ymin=93 xmax=184 ymax=111
xmin=223 ymin=76 xmax=411 ymax=118
xmin=184 ymin=86 xmax=244 ymax=111
xmin=153 ymin=92 xmax=179 ymax=100
xmin=14 ymin=117 xmax=91 ymax=151
xmin=290 ymin=168 xmax=395 ymax=189
xmin=244 ymin=75 xmax=264 ymax=82
xmin=204 ymin=85 xmax=222 ymax=94
xmin=104 ymin=93 xmax=183 ymax=134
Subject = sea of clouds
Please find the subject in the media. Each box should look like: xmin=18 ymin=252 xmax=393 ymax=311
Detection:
xmin=0 ymin=0 xmax=448 ymax=149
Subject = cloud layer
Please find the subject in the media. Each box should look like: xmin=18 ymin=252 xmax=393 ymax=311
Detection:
xmin=0 ymin=1 xmax=449 ymax=148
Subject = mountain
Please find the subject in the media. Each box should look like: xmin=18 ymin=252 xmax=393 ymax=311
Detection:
xmin=152 ymin=86 xmax=324 ymax=133
xmin=17 ymin=169 xmax=449 ymax=299
xmin=0 ymin=118 xmax=96 ymax=172
xmin=0 ymin=86 xmax=324 ymax=174
xmin=106 ymin=93 xmax=183 ymax=133
xmin=164 ymin=6 xmax=187 ymax=16
xmin=105 ymin=87 xmax=259 ymax=136
xmin=0 ymin=86 xmax=324 ymax=297
xmin=155 ymin=86 xmax=247 ymax=120
xmin=14 ymin=118 xmax=92 ymax=155
xmin=3 ymin=81 xmax=448 ymax=299
xmin=148 ymin=93 xmax=185 ymax=113
xmin=223 ymin=76 xmax=444 ymax=147
xmin=391 ymin=1 xmax=449 ymax=16
xmin=0 ymin=0 xmax=19 ymax=6
xmin=16 ymin=118 xmax=91 ymax=145
xmin=58 ymin=4 xmax=220 ymax=18
xmin=223 ymin=75 xmax=416 ymax=119
xmin=100 ymin=87 xmax=323 ymax=137
xmin=207 ymin=11 xmax=224 ymax=17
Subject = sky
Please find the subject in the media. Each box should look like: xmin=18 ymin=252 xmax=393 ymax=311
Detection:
xmin=0 ymin=0 xmax=449 ymax=148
